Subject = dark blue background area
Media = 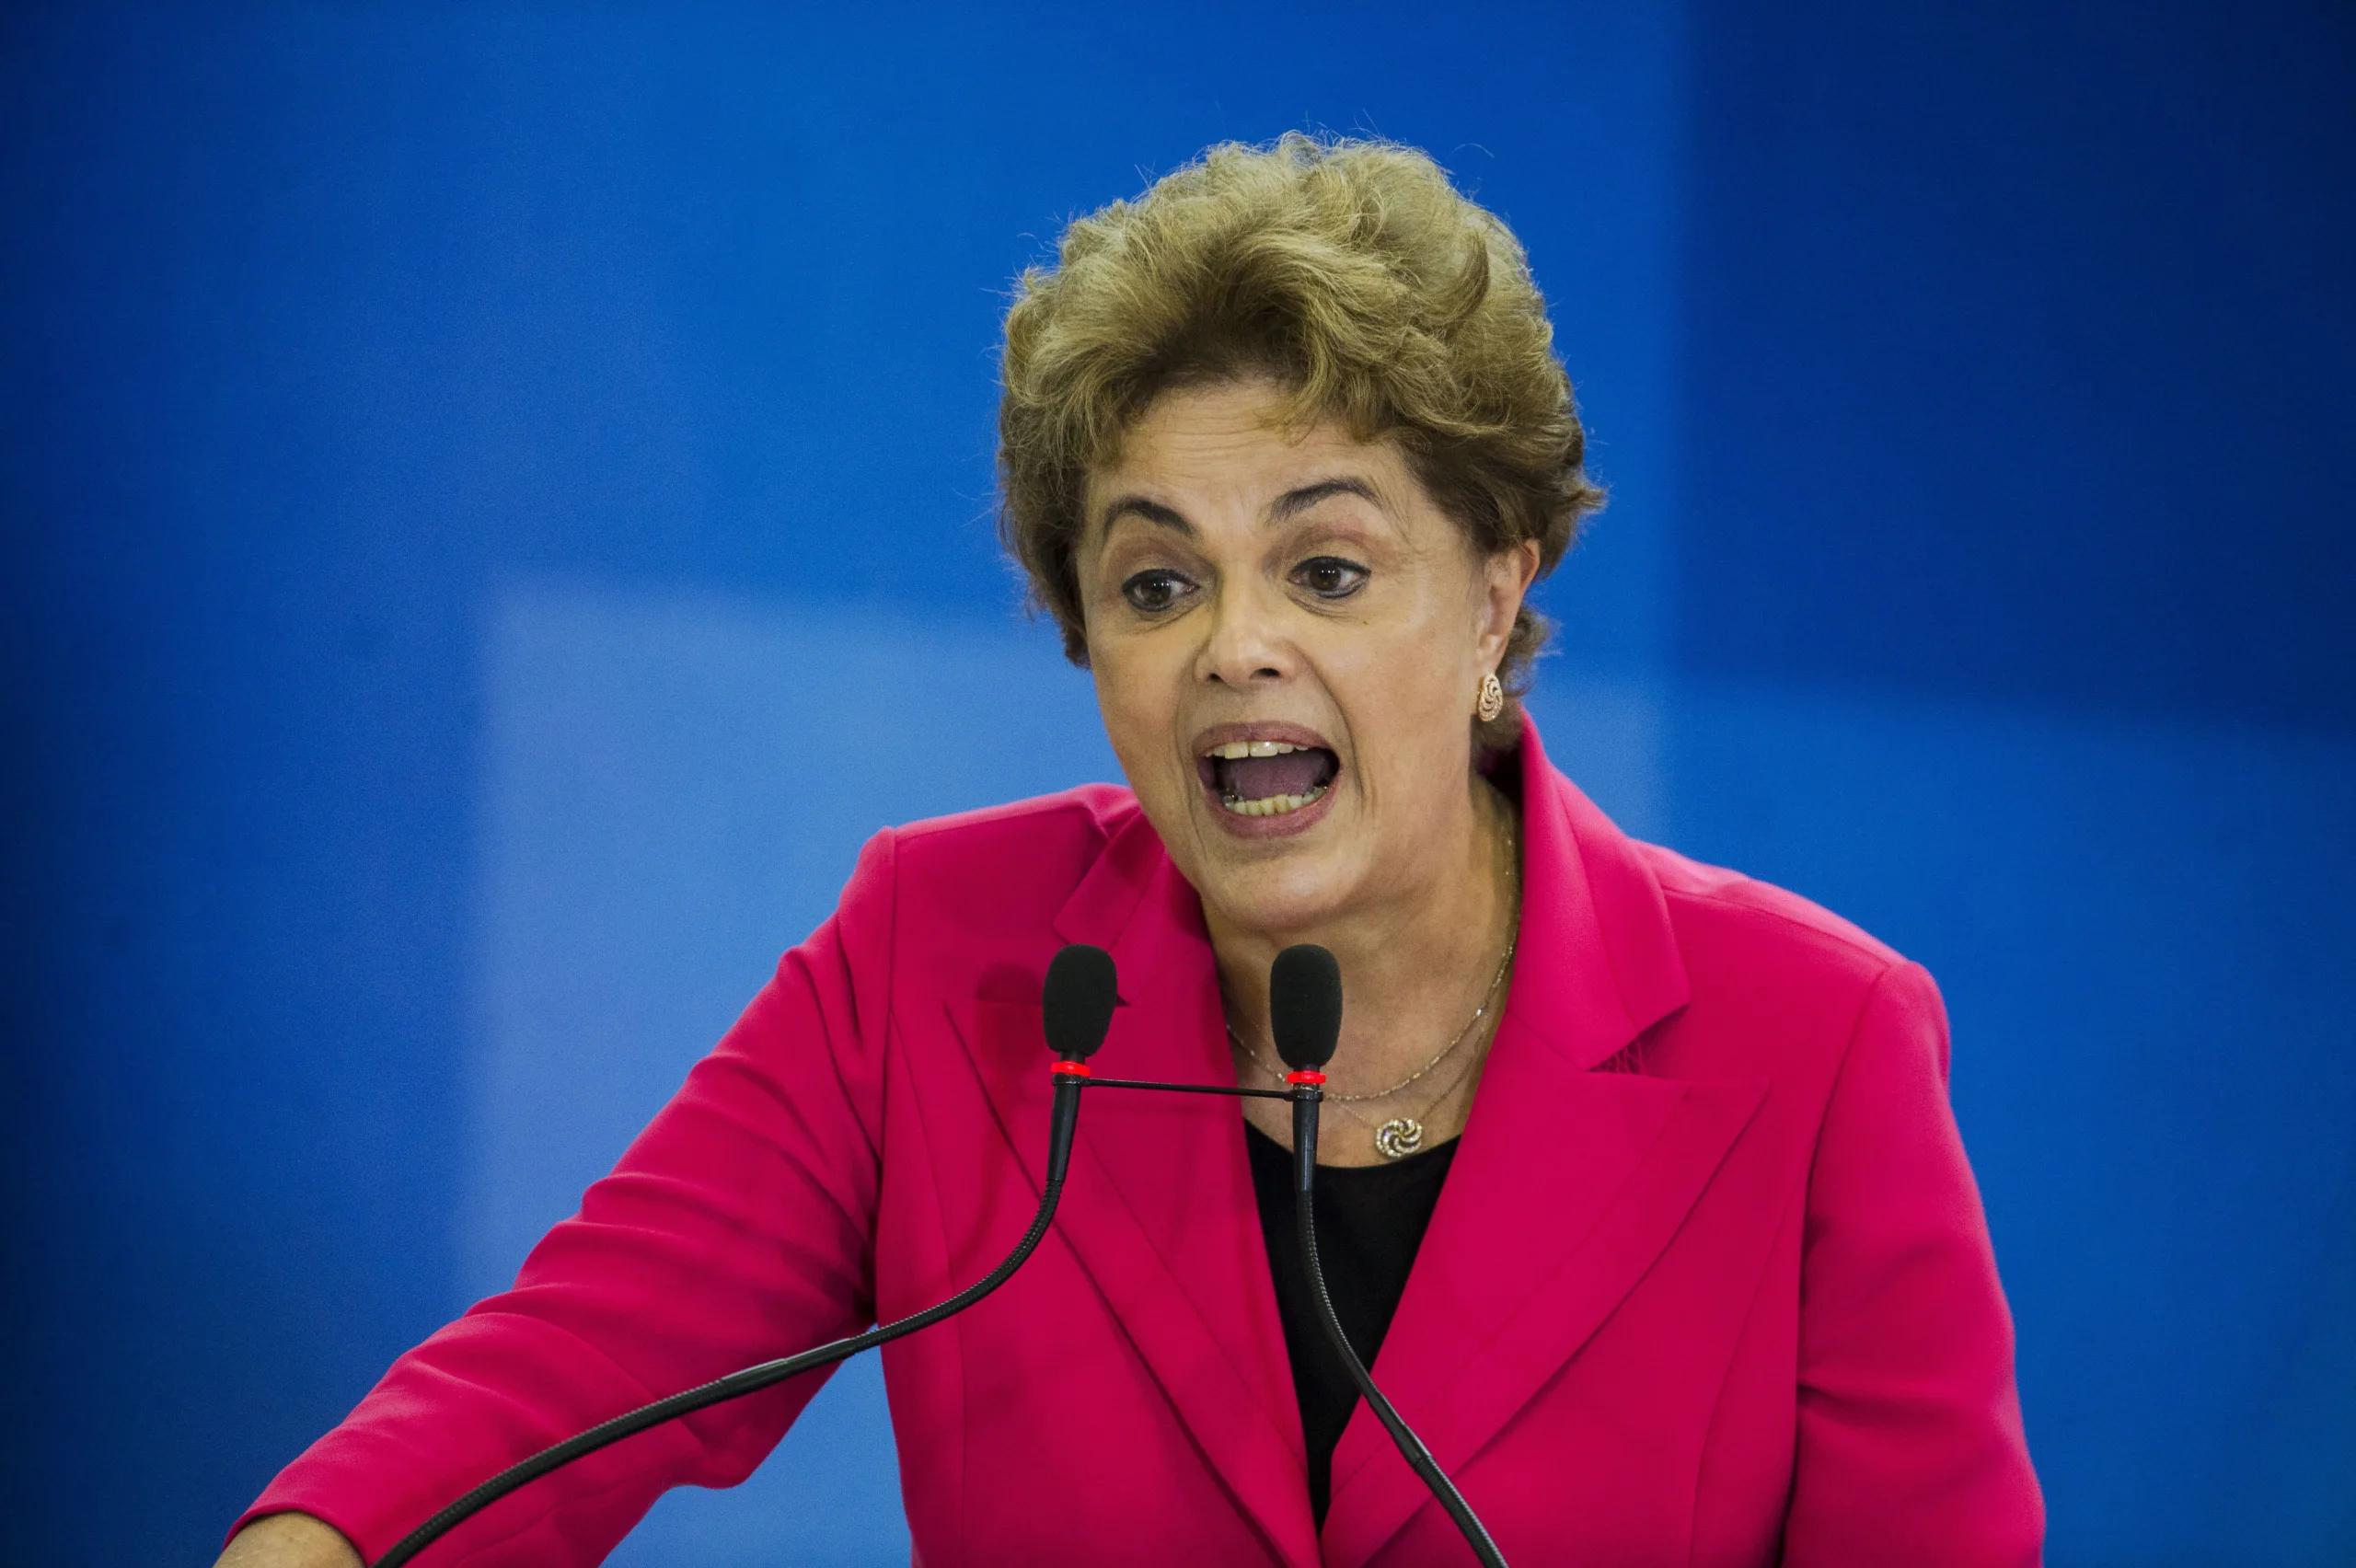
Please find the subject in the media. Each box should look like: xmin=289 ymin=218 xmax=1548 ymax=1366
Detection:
xmin=1680 ymin=0 xmax=2356 ymax=732
xmin=3 ymin=5 xmax=2349 ymax=1565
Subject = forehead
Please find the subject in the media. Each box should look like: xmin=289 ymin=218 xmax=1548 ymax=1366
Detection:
xmin=1088 ymin=381 xmax=1412 ymax=513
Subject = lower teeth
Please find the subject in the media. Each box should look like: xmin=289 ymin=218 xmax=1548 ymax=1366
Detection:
xmin=1221 ymin=784 xmax=1327 ymax=818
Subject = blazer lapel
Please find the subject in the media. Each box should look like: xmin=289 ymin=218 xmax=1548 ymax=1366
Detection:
xmin=1319 ymin=1033 xmax=1768 ymax=1566
xmin=952 ymin=808 xmax=1321 ymax=1568
xmin=1322 ymin=724 xmax=1766 ymax=1567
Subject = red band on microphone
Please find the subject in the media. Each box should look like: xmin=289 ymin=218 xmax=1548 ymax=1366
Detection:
xmin=1285 ymin=1069 xmax=1326 ymax=1086
xmin=1051 ymin=1060 xmax=1091 ymax=1078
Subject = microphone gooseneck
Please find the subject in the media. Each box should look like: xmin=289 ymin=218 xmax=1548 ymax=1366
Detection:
xmin=1270 ymin=943 xmax=1510 ymax=1568
xmin=371 ymin=944 xmax=1120 ymax=1568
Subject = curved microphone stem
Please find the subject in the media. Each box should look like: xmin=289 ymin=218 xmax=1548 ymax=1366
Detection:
xmin=1288 ymin=1086 xmax=1509 ymax=1568
xmin=372 ymin=1069 xmax=1089 ymax=1568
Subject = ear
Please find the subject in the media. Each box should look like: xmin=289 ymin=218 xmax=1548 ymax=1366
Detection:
xmin=1475 ymin=539 xmax=1543 ymax=668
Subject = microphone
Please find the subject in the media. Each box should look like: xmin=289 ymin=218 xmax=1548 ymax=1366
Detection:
xmin=1269 ymin=941 xmax=1343 ymax=1190
xmin=1041 ymin=940 xmax=1117 ymax=1185
xmin=370 ymin=944 xmax=1120 ymax=1568
xmin=1270 ymin=944 xmax=1508 ymax=1568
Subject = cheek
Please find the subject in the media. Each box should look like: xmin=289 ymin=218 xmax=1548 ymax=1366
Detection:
xmin=1313 ymin=602 xmax=1478 ymax=787
xmin=1087 ymin=639 xmax=1183 ymax=774
xmin=1325 ymin=597 xmax=1474 ymax=714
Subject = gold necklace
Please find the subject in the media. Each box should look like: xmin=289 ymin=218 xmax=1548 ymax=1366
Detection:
xmin=1327 ymin=1020 xmax=1496 ymax=1159
xmin=1227 ymin=933 xmax=1513 ymax=1101
xmin=1228 ymin=819 xmax=1519 ymax=1159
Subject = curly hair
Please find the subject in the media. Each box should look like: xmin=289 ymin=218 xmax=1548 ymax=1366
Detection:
xmin=997 ymin=133 xmax=1603 ymax=752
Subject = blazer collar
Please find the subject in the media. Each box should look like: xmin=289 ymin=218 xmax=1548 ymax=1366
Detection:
xmin=1051 ymin=794 xmax=1207 ymax=994
xmin=1496 ymin=715 xmax=1691 ymax=1070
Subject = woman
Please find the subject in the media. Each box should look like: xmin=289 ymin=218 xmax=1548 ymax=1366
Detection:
xmin=223 ymin=135 xmax=2042 ymax=1567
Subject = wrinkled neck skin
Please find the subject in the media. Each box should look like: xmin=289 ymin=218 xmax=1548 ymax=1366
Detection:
xmin=1205 ymin=759 xmax=1519 ymax=1104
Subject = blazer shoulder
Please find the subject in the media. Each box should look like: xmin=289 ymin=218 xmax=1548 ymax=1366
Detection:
xmin=891 ymin=779 xmax=1138 ymax=852
xmin=885 ymin=781 xmax=1143 ymax=927
xmin=1630 ymin=841 xmax=1947 ymax=1115
xmin=1635 ymin=839 xmax=1914 ymax=1021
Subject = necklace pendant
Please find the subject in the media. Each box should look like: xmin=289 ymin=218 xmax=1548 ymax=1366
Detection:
xmin=1373 ymin=1117 xmax=1425 ymax=1160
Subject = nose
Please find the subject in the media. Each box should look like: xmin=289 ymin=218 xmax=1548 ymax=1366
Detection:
xmin=1195 ymin=579 xmax=1295 ymax=689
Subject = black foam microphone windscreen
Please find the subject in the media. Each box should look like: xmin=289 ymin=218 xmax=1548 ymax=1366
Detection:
xmin=1042 ymin=943 xmax=1119 ymax=1060
xmin=1269 ymin=944 xmax=1343 ymax=1071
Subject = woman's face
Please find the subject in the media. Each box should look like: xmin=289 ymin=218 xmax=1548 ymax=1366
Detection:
xmin=1077 ymin=379 xmax=1538 ymax=938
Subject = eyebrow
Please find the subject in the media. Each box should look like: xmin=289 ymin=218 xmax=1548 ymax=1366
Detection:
xmin=1098 ymin=476 xmax=1385 ymax=538
xmin=1099 ymin=495 xmax=1195 ymax=536
xmin=1268 ymin=476 xmax=1384 ymax=523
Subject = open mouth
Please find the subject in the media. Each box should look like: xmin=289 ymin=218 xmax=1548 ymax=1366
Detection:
xmin=1197 ymin=739 xmax=1341 ymax=818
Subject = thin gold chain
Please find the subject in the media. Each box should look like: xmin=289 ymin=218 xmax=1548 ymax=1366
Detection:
xmin=1226 ymin=819 xmax=1519 ymax=1104
xmin=1227 ymin=933 xmax=1514 ymax=1101
xmin=1325 ymin=1014 xmax=1494 ymax=1135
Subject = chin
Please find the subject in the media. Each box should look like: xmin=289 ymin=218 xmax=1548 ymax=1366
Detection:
xmin=1190 ymin=835 xmax=1357 ymax=937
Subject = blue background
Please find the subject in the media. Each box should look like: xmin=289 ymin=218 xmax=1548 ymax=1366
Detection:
xmin=3 ymin=4 xmax=2350 ymax=1564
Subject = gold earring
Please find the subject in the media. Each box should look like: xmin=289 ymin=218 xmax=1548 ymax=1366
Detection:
xmin=1476 ymin=672 xmax=1506 ymax=722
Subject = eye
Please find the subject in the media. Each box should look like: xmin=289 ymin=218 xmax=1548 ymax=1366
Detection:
xmin=1121 ymin=568 xmax=1195 ymax=614
xmin=1291 ymin=555 xmax=1369 ymax=601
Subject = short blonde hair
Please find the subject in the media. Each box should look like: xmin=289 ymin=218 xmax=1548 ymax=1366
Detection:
xmin=997 ymin=133 xmax=1603 ymax=751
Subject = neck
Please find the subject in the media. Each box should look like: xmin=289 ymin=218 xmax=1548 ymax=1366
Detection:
xmin=1207 ymin=768 xmax=1519 ymax=1094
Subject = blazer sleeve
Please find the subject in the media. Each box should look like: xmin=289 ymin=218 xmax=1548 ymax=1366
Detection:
xmin=1781 ymin=959 xmax=2045 ymax=1566
xmin=229 ymin=829 xmax=904 ymax=1566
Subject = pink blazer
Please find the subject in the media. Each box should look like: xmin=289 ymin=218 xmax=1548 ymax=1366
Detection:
xmin=239 ymin=721 xmax=2043 ymax=1565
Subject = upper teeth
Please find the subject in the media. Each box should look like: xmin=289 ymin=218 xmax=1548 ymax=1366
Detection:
xmin=1208 ymin=740 xmax=1306 ymax=759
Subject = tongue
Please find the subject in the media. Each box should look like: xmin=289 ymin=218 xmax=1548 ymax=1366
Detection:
xmin=1220 ymin=751 xmax=1333 ymax=801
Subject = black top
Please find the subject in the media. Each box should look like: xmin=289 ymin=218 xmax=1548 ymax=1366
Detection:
xmin=1243 ymin=1121 xmax=1460 ymax=1526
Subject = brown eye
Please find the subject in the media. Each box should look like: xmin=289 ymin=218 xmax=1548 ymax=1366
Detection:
xmin=1122 ymin=569 xmax=1194 ymax=613
xmin=1292 ymin=556 xmax=1369 ymax=600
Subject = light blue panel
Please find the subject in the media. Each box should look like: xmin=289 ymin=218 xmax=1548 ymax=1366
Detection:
xmin=1664 ymin=683 xmax=2356 ymax=1566
xmin=470 ymin=584 xmax=1123 ymax=1564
